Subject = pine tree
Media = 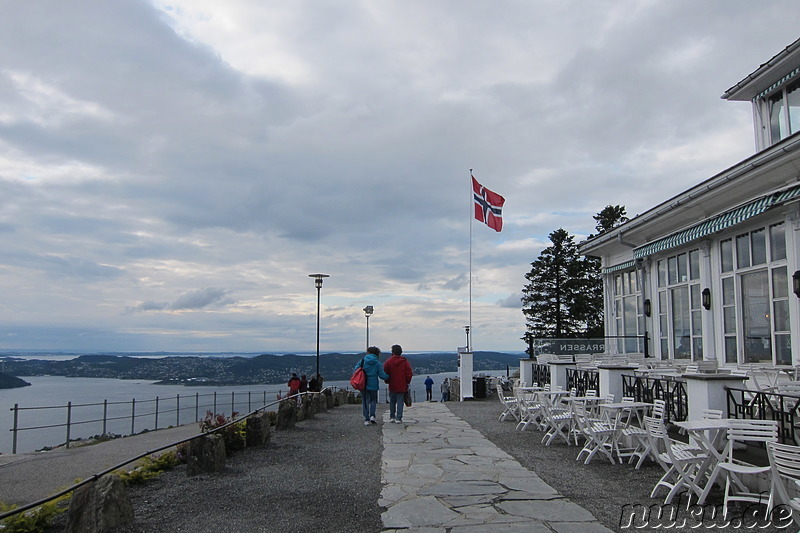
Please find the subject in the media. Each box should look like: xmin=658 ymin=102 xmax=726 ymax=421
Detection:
xmin=521 ymin=228 xmax=586 ymax=339
xmin=522 ymin=206 xmax=628 ymax=346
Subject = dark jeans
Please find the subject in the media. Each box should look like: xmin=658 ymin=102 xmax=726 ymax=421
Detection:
xmin=361 ymin=389 xmax=378 ymax=421
xmin=389 ymin=391 xmax=406 ymax=420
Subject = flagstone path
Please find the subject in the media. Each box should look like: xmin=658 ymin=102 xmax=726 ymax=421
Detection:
xmin=380 ymin=401 xmax=614 ymax=532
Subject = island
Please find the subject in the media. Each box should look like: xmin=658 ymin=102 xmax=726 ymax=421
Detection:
xmin=0 ymin=351 xmax=520 ymax=387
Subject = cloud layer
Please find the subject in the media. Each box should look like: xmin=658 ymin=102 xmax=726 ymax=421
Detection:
xmin=0 ymin=1 xmax=797 ymax=352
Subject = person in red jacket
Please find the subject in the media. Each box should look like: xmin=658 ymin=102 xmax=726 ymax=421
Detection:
xmin=383 ymin=344 xmax=413 ymax=423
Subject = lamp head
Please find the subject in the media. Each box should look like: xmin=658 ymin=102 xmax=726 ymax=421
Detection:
xmin=309 ymin=273 xmax=330 ymax=289
xmin=363 ymin=305 xmax=374 ymax=317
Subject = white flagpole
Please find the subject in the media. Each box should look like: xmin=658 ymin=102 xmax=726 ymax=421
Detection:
xmin=468 ymin=169 xmax=473 ymax=353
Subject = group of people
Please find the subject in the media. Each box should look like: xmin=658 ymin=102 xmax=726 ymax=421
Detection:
xmin=357 ymin=344 xmax=412 ymax=425
xmin=282 ymin=372 xmax=324 ymax=401
xmin=423 ymin=375 xmax=451 ymax=402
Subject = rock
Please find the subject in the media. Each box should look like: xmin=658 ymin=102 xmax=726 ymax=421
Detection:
xmin=275 ymin=399 xmax=297 ymax=430
xmin=299 ymin=395 xmax=314 ymax=420
xmin=245 ymin=412 xmax=271 ymax=447
xmin=186 ymin=434 xmax=226 ymax=476
xmin=65 ymin=474 xmax=133 ymax=533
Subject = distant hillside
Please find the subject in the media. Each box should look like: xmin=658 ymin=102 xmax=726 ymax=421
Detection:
xmin=0 ymin=372 xmax=31 ymax=389
xmin=0 ymin=351 xmax=523 ymax=386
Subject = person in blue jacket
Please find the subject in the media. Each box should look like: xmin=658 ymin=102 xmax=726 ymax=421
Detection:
xmin=356 ymin=346 xmax=389 ymax=425
xmin=424 ymin=376 xmax=434 ymax=401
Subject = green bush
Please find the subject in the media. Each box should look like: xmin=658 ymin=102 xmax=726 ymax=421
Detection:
xmin=116 ymin=451 xmax=180 ymax=486
xmin=0 ymin=497 xmax=67 ymax=533
xmin=199 ymin=411 xmax=245 ymax=454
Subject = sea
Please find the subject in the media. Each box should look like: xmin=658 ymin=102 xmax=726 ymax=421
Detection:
xmin=0 ymin=352 xmax=509 ymax=454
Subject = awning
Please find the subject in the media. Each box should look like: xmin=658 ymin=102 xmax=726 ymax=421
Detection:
xmin=602 ymin=260 xmax=636 ymax=274
xmin=633 ymin=184 xmax=800 ymax=259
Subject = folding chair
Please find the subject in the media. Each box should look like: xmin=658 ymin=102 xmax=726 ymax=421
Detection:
xmin=646 ymin=416 xmax=706 ymax=504
xmin=497 ymin=387 xmax=520 ymax=422
xmin=515 ymin=393 xmax=544 ymax=431
xmin=625 ymin=399 xmax=665 ymax=469
xmin=540 ymin=396 xmax=576 ymax=446
xmin=697 ymin=419 xmax=778 ymax=514
xmin=766 ymin=441 xmax=800 ymax=527
xmin=574 ymin=401 xmax=617 ymax=465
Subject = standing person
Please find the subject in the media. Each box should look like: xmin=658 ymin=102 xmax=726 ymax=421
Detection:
xmin=440 ymin=377 xmax=450 ymax=402
xmin=383 ymin=344 xmax=413 ymax=424
xmin=424 ymin=376 xmax=434 ymax=401
xmin=287 ymin=373 xmax=301 ymax=398
xmin=356 ymin=347 xmax=389 ymax=425
xmin=299 ymin=374 xmax=308 ymax=394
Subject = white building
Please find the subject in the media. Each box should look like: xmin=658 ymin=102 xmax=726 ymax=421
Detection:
xmin=579 ymin=37 xmax=800 ymax=367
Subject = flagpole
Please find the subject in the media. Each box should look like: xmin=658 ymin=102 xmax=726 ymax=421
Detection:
xmin=468 ymin=168 xmax=473 ymax=353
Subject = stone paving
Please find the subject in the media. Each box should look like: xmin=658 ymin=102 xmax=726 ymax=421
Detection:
xmin=380 ymin=401 xmax=614 ymax=532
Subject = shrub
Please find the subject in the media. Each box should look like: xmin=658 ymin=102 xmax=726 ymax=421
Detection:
xmin=199 ymin=411 xmax=245 ymax=453
xmin=116 ymin=451 xmax=180 ymax=486
xmin=0 ymin=497 xmax=67 ymax=533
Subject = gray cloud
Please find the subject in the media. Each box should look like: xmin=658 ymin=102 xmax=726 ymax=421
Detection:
xmin=0 ymin=1 xmax=796 ymax=351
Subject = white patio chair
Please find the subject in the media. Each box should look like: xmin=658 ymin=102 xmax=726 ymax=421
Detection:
xmin=574 ymin=401 xmax=616 ymax=465
xmin=515 ymin=394 xmax=544 ymax=431
xmin=766 ymin=441 xmax=800 ymax=527
xmin=625 ymin=399 xmax=665 ymax=469
xmin=646 ymin=416 xmax=706 ymax=504
xmin=540 ymin=396 xmax=577 ymax=446
xmin=497 ymin=387 xmax=520 ymax=422
xmin=697 ymin=419 xmax=779 ymax=514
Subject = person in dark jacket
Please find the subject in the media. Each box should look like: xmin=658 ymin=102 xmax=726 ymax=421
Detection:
xmin=383 ymin=344 xmax=413 ymax=423
xmin=355 ymin=346 xmax=390 ymax=425
xmin=424 ymin=376 xmax=434 ymax=401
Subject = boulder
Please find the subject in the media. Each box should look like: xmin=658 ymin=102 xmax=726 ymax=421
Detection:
xmin=186 ymin=434 xmax=226 ymax=476
xmin=65 ymin=474 xmax=133 ymax=533
xmin=245 ymin=412 xmax=272 ymax=447
xmin=275 ymin=399 xmax=297 ymax=430
xmin=299 ymin=395 xmax=314 ymax=420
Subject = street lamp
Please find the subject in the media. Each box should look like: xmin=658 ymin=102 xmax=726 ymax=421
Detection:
xmin=464 ymin=325 xmax=471 ymax=352
xmin=309 ymin=274 xmax=330 ymax=379
xmin=363 ymin=305 xmax=374 ymax=352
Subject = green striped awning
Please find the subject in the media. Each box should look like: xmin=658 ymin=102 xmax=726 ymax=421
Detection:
xmin=757 ymin=66 xmax=800 ymax=99
xmin=633 ymin=184 xmax=800 ymax=259
xmin=602 ymin=260 xmax=636 ymax=274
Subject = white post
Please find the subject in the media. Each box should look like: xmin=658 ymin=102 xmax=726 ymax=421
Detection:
xmin=459 ymin=351 xmax=474 ymax=401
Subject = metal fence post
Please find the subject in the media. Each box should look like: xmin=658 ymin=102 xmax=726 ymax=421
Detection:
xmin=131 ymin=398 xmax=136 ymax=436
xmin=231 ymin=391 xmax=235 ymax=415
xmin=11 ymin=403 xmax=18 ymax=454
xmin=195 ymin=393 xmax=199 ymax=422
xmin=102 ymin=399 xmax=108 ymax=435
xmin=65 ymin=402 xmax=72 ymax=449
xmin=213 ymin=392 xmax=217 ymax=415
xmin=177 ymin=394 xmax=181 ymax=427
xmin=155 ymin=396 xmax=159 ymax=430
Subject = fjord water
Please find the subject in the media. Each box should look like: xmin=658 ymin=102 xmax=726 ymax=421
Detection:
xmin=0 ymin=369 xmax=493 ymax=454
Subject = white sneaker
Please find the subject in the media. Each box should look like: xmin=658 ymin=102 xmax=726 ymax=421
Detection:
xmin=370 ymin=416 xmax=376 ymax=424
xmin=364 ymin=421 xmax=370 ymax=426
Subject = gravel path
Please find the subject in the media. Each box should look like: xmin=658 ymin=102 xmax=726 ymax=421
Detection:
xmin=43 ymin=398 xmax=791 ymax=532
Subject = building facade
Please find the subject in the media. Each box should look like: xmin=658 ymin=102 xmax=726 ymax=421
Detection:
xmin=579 ymin=38 xmax=800 ymax=367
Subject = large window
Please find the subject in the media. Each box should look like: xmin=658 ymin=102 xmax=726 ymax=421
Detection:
xmin=719 ymin=222 xmax=789 ymax=365
xmin=613 ymin=270 xmax=643 ymax=354
xmin=766 ymin=78 xmax=800 ymax=145
xmin=657 ymin=250 xmax=701 ymax=360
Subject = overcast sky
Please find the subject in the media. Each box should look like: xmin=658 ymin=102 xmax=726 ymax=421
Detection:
xmin=0 ymin=1 xmax=797 ymax=354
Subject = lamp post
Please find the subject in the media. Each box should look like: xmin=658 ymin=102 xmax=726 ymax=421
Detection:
xmin=363 ymin=305 xmax=374 ymax=352
xmin=464 ymin=325 xmax=471 ymax=352
xmin=309 ymin=274 xmax=330 ymax=379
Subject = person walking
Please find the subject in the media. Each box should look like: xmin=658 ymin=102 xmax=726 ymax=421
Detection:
xmin=424 ymin=376 xmax=434 ymax=401
xmin=440 ymin=377 xmax=450 ymax=402
xmin=383 ymin=344 xmax=413 ymax=424
xmin=355 ymin=346 xmax=389 ymax=425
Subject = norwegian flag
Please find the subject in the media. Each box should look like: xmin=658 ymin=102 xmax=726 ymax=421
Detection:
xmin=472 ymin=175 xmax=505 ymax=232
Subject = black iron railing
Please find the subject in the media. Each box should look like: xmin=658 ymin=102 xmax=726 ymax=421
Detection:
xmin=566 ymin=368 xmax=599 ymax=396
xmin=531 ymin=363 xmax=550 ymax=387
xmin=726 ymin=387 xmax=800 ymax=445
xmin=622 ymin=374 xmax=687 ymax=423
